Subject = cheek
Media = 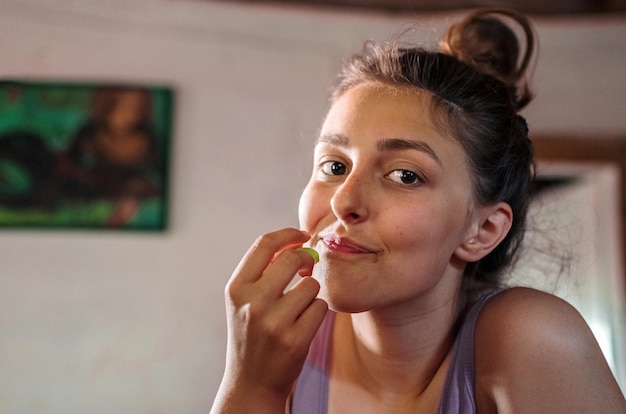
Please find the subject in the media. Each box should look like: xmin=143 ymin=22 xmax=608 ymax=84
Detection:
xmin=385 ymin=208 xmax=430 ymax=248
xmin=384 ymin=202 xmax=460 ymax=252
xmin=298 ymin=181 xmax=317 ymax=230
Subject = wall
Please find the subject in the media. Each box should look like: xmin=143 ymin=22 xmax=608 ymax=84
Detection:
xmin=0 ymin=0 xmax=624 ymax=412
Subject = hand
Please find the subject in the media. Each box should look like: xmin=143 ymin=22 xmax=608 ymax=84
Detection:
xmin=212 ymin=228 xmax=328 ymax=413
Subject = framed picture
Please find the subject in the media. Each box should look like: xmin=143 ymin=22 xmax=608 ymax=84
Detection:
xmin=0 ymin=80 xmax=174 ymax=231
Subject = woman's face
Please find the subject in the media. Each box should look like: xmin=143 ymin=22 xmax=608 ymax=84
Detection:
xmin=108 ymin=91 xmax=146 ymax=133
xmin=298 ymin=82 xmax=480 ymax=314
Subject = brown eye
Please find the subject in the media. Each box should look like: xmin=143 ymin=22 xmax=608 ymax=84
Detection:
xmin=388 ymin=169 xmax=420 ymax=185
xmin=321 ymin=161 xmax=346 ymax=176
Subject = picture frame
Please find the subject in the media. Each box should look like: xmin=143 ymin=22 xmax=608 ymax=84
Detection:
xmin=0 ymin=80 xmax=174 ymax=231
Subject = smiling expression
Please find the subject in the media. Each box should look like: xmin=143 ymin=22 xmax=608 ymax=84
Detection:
xmin=298 ymin=82 xmax=481 ymax=314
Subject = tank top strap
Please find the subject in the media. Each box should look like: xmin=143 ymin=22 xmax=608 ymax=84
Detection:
xmin=438 ymin=289 xmax=504 ymax=414
xmin=291 ymin=311 xmax=336 ymax=414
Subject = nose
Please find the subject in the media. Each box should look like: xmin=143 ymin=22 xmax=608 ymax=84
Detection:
xmin=330 ymin=171 xmax=369 ymax=224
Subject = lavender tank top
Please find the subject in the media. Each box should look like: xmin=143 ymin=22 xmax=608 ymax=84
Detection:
xmin=291 ymin=289 xmax=502 ymax=414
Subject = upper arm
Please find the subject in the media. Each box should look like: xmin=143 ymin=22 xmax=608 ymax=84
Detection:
xmin=473 ymin=287 xmax=626 ymax=414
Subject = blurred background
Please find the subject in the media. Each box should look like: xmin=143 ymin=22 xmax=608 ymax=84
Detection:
xmin=0 ymin=0 xmax=624 ymax=412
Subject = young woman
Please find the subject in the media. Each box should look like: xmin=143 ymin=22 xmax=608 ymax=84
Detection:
xmin=211 ymin=9 xmax=626 ymax=413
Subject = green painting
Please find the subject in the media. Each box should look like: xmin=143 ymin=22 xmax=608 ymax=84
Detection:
xmin=0 ymin=80 xmax=173 ymax=230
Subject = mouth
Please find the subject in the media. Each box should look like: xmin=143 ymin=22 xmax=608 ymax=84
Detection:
xmin=320 ymin=234 xmax=377 ymax=255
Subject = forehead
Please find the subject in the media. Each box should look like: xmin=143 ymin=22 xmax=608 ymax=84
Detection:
xmin=323 ymin=82 xmax=461 ymax=148
xmin=323 ymin=82 xmax=438 ymax=135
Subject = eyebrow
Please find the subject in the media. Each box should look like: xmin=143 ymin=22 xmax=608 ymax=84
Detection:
xmin=378 ymin=138 xmax=442 ymax=167
xmin=318 ymin=134 xmax=349 ymax=146
xmin=318 ymin=134 xmax=442 ymax=167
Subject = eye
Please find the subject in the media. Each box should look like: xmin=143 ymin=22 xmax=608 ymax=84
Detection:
xmin=388 ymin=169 xmax=421 ymax=186
xmin=321 ymin=161 xmax=347 ymax=176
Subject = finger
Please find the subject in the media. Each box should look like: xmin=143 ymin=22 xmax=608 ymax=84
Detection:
xmin=272 ymin=275 xmax=321 ymax=322
xmin=296 ymin=248 xmax=318 ymax=277
xmin=257 ymin=248 xmax=317 ymax=298
xmin=264 ymin=279 xmax=327 ymax=353
xmin=230 ymin=228 xmax=310 ymax=286
xmin=293 ymin=298 xmax=328 ymax=346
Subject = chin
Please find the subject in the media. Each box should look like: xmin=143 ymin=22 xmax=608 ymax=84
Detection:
xmin=316 ymin=284 xmax=371 ymax=314
xmin=313 ymin=262 xmax=379 ymax=313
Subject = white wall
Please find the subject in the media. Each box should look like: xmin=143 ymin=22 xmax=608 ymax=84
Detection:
xmin=0 ymin=1 xmax=624 ymax=412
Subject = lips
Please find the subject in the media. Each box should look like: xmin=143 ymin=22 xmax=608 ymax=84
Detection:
xmin=321 ymin=234 xmax=376 ymax=255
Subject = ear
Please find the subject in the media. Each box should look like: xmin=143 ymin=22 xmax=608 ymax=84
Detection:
xmin=454 ymin=202 xmax=513 ymax=263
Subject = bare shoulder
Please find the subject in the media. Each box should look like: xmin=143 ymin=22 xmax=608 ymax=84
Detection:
xmin=477 ymin=287 xmax=589 ymax=341
xmin=473 ymin=287 xmax=626 ymax=413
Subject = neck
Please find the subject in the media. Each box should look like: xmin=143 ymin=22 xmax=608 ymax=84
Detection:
xmin=332 ymin=290 xmax=465 ymax=401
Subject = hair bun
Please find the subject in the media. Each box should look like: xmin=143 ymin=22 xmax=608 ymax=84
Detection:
xmin=441 ymin=8 xmax=536 ymax=110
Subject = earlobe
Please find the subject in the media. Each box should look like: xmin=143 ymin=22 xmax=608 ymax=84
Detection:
xmin=455 ymin=202 xmax=513 ymax=263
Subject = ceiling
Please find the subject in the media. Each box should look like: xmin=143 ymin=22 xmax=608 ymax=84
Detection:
xmin=223 ymin=0 xmax=626 ymax=15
